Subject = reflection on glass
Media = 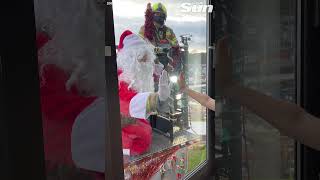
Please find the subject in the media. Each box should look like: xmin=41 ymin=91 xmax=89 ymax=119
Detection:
xmin=114 ymin=0 xmax=208 ymax=179
xmin=34 ymin=0 xmax=105 ymax=179
xmin=215 ymin=0 xmax=296 ymax=179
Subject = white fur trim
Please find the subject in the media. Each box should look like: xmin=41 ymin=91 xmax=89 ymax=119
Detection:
xmin=129 ymin=92 xmax=152 ymax=119
xmin=71 ymin=97 xmax=105 ymax=173
xmin=123 ymin=34 xmax=146 ymax=49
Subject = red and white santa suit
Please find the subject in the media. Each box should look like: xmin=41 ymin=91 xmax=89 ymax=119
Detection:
xmin=38 ymin=30 xmax=170 ymax=174
xmin=116 ymin=30 xmax=171 ymax=156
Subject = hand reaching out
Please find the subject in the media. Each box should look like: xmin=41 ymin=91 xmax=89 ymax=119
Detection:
xmin=178 ymin=72 xmax=215 ymax=111
xmin=178 ymin=73 xmax=187 ymax=92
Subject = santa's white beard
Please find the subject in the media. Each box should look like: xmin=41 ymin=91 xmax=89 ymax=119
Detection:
xmin=117 ymin=47 xmax=156 ymax=93
xmin=36 ymin=0 xmax=106 ymax=97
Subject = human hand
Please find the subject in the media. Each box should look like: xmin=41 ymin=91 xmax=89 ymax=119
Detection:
xmin=178 ymin=73 xmax=187 ymax=92
xmin=158 ymin=70 xmax=170 ymax=101
xmin=154 ymin=63 xmax=164 ymax=77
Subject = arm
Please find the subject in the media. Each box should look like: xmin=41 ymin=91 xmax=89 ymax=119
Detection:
xmin=226 ymin=83 xmax=320 ymax=150
xmin=178 ymin=73 xmax=215 ymax=111
xmin=217 ymin=37 xmax=320 ymax=150
xmin=184 ymin=89 xmax=215 ymax=111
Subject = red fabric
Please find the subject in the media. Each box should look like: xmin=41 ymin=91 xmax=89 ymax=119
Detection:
xmin=118 ymin=81 xmax=138 ymax=116
xmin=144 ymin=3 xmax=155 ymax=41
xmin=122 ymin=119 xmax=152 ymax=155
xmin=36 ymin=33 xmax=103 ymax=179
xmin=118 ymin=70 xmax=152 ymax=155
xmin=40 ymin=64 xmax=97 ymax=165
xmin=118 ymin=30 xmax=133 ymax=50
xmin=38 ymin=34 xmax=151 ymax=176
xmin=42 ymin=65 xmax=152 ymax=162
xmin=36 ymin=32 xmax=51 ymax=50
xmin=153 ymin=73 xmax=160 ymax=83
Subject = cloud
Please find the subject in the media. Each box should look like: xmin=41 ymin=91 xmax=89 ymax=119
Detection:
xmin=113 ymin=0 xmax=207 ymax=20
xmin=114 ymin=17 xmax=207 ymax=52
xmin=113 ymin=0 xmax=208 ymax=52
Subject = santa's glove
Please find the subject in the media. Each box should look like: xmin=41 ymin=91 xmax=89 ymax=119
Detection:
xmin=145 ymin=70 xmax=171 ymax=117
xmin=154 ymin=63 xmax=164 ymax=77
xmin=156 ymin=70 xmax=171 ymax=114
xmin=158 ymin=70 xmax=170 ymax=101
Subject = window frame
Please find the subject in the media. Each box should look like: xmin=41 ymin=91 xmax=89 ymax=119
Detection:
xmin=6 ymin=0 xmax=317 ymax=179
xmin=1 ymin=0 xmax=46 ymax=179
xmin=297 ymin=0 xmax=320 ymax=180
xmin=105 ymin=0 xmax=125 ymax=179
xmin=105 ymin=0 xmax=216 ymax=179
xmin=185 ymin=0 xmax=216 ymax=179
xmin=215 ymin=0 xmax=301 ymax=179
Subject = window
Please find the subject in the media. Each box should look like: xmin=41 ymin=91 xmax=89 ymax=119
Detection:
xmin=33 ymin=0 xmax=106 ymax=179
xmin=112 ymin=0 xmax=212 ymax=179
xmin=215 ymin=0 xmax=297 ymax=179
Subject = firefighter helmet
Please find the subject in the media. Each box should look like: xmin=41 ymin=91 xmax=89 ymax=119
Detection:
xmin=152 ymin=3 xmax=167 ymax=19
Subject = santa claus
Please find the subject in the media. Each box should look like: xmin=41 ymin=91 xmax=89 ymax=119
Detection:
xmin=37 ymin=27 xmax=170 ymax=176
xmin=70 ymin=30 xmax=170 ymax=173
xmin=35 ymin=0 xmax=171 ymax=177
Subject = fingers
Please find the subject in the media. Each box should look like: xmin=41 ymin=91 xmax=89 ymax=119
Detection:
xmin=163 ymin=70 xmax=170 ymax=84
xmin=179 ymin=72 xmax=185 ymax=81
xmin=159 ymin=70 xmax=167 ymax=84
xmin=178 ymin=73 xmax=184 ymax=84
xmin=178 ymin=72 xmax=187 ymax=92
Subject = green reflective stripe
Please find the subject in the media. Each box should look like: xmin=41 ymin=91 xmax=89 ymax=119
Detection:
xmin=152 ymin=3 xmax=159 ymax=11
xmin=169 ymin=38 xmax=178 ymax=46
xmin=166 ymin=28 xmax=178 ymax=45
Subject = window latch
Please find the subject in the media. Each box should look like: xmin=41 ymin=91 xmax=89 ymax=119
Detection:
xmin=105 ymin=46 xmax=112 ymax=57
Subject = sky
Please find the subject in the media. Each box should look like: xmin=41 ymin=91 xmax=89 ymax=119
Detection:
xmin=112 ymin=0 xmax=208 ymax=53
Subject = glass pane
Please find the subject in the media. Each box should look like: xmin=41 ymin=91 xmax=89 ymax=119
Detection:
xmin=215 ymin=0 xmax=296 ymax=179
xmin=113 ymin=0 xmax=209 ymax=179
xmin=34 ymin=0 xmax=106 ymax=179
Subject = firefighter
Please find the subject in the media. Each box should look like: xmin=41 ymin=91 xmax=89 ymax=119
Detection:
xmin=139 ymin=2 xmax=178 ymax=48
xmin=140 ymin=2 xmax=182 ymax=91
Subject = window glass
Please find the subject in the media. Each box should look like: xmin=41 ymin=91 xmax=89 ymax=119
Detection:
xmin=215 ymin=0 xmax=296 ymax=179
xmin=113 ymin=0 xmax=210 ymax=179
xmin=34 ymin=0 xmax=106 ymax=179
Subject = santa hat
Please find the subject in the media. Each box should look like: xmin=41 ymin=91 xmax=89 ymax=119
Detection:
xmin=118 ymin=30 xmax=148 ymax=51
